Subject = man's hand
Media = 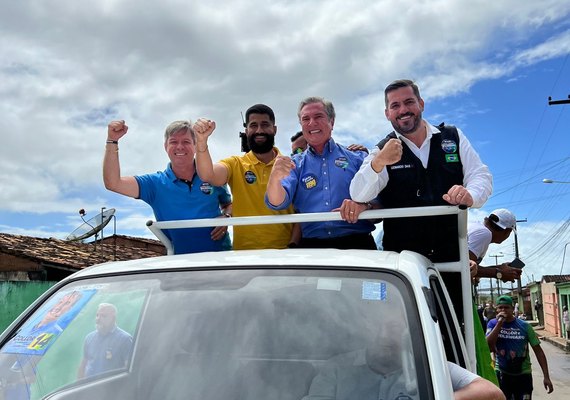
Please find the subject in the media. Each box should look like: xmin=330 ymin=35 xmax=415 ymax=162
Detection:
xmin=193 ymin=118 xmax=216 ymax=143
xmin=498 ymin=263 xmax=522 ymax=283
xmin=270 ymin=155 xmax=295 ymax=181
xmin=496 ymin=311 xmax=508 ymax=323
xmin=346 ymin=144 xmax=369 ymax=153
xmin=336 ymin=200 xmax=367 ymax=224
xmin=107 ymin=120 xmax=128 ymax=141
xmin=443 ymin=185 xmax=473 ymax=206
xmin=469 ymin=260 xmax=478 ymax=278
xmin=371 ymin=138 xmax=402 ymax=172
xmin=210 ymin=215 xmax=229 ymax=241
xmin=543 ymin=376 xmax=554 ymax=394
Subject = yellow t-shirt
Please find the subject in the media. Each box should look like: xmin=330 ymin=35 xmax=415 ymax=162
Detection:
xmin=220 ymin=149 xmax=293 ymax=250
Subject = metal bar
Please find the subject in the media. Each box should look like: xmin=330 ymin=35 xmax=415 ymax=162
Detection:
xmin=146 ymin=220 xmax=175 ymax=255
xmin=148 ymin=205 xmax=462 ymax=230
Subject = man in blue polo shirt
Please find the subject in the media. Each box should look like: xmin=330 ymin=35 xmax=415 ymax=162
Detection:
xmin=103 ymin=119 xmax=232 ymax=253
xmin=266 ymin=97 xmax=376 ymax=249
xmin=77 ymin=303 xmax=133 ymax=379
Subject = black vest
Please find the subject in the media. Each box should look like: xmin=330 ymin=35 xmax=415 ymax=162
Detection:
xmin=377 ymin=123 xmax=464 ymax=262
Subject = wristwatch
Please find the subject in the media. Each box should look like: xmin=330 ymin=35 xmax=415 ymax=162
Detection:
xmin=496 ymin=269 xmax=503 ymax=280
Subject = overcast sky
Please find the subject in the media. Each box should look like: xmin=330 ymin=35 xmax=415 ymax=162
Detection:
xmin=1 ymin=0 xmax=570 ymax=284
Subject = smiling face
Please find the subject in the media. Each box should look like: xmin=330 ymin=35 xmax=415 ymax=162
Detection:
xmin=385 ymin=86 xmax=424 ymax=136
xmin=164 ymin=130 xmax=195 ymax=167
xmin=299 ymin=102 xmax=334 ymax=153
xmin=41 ymin=291 xmax=82 ymax=325
xmin=246 ymin=113 xmax=277 ymax=154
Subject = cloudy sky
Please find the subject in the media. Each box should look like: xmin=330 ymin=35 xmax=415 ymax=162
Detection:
xmin=1 ymin=0 xmax=569 ymax=284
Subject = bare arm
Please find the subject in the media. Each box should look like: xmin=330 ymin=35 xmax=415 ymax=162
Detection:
xmin=289 ymin=223 xmax=302 ymax=247
xmin=454 ymin=378 xmax=505 ymax=400
xmin=469 ymin=251 xmax=521 ymax=282
xmin=102 ymin=120 xmax=139 ymax=198
xmin=77 ymin=357 xmax=87 ymax=379
xmin=532 ymin=344 xmax=554 ymax=394
xmin=193 ymin=118 xmax=229 ymax=186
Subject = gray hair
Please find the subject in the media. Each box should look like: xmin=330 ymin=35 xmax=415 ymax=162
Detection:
xmin=164 ymin=120 xmax=195 ymax=142
xmin=297 ymin=97 xmax=335 ymax=121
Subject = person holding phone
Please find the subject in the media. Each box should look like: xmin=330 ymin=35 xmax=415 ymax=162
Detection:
xmin=468 ymin=209 xmax=522 ymax=282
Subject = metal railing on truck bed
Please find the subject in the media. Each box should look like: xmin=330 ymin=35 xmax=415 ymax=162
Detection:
xmin=146 ymin=205 xmax=475 ymax=372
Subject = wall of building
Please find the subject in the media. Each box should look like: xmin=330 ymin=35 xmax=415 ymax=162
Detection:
xmin=0 ymin=281 xmax=56 ymax=331
xmin=541 ymin=281 xmax=560 ymax=335
xmin=558 ymin=284 xmax=570 ymax=338
xmin=0 ymin=253 xmax=41 ymax=276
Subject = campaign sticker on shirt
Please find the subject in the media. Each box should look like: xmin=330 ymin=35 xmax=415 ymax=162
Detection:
xmin=445 ymin=154 xmax=459 ymax=163
xmin=334 ymin=157 xmax=349 ymax=170
xmin=244 ymin=170 xmax=257 ymax=184
xmin=362 ymin=281 xmax=387 ymax=301
xmin=199 ymin=182 xmax=213 ymax=195
xmin=301 ymin=174 xmax=318 ymax=190
xmin=441 ymin=139 xmax=458 ymax=154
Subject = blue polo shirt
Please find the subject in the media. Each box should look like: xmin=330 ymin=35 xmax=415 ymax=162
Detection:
xmin=265 ymin=138 xmax=374 ymax=239
xmin=83 ymin=327 xmax=133 ymax=378
xmin=136 ymin=164 xmax=232 ymax=253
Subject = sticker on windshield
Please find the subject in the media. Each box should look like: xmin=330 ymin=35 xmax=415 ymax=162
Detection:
xmin=362 ymin=281 xmax=387 ymax=301
xmin=317 ymin=278 xmax=342 ymax=291
xmin=2 ymin=288 xmax=97 ymax=356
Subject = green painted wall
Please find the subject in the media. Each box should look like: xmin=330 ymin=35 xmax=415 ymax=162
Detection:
xmin=0 ymin=281 xmax=56 ymax=332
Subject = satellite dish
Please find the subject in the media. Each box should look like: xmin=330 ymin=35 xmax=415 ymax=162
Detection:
xmin=66 ymin=208 xmax=116 ymax=241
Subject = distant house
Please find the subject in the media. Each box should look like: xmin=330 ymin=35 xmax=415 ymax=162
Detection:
xmin=0 ymin=232 xmax=167 ymax=331
xmin=0 ymin=233 xmax=165 ymax=282
xmin=541 ymin=274 xmax=570 ymax=337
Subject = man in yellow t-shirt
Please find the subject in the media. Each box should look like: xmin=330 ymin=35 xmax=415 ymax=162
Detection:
xmin=194 ymin=104 xmax=293 ymax=250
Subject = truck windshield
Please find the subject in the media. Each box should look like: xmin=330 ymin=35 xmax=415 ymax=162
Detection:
xmin=0 ymin=268 xmax=428 ymax=400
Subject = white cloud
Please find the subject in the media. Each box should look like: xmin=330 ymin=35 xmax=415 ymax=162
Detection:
xmin=1 ymin=0 xmax=570 ymax=275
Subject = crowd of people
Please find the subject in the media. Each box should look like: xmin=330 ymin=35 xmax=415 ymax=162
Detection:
xmin=102 ymin=79 xmax=554 ymax=399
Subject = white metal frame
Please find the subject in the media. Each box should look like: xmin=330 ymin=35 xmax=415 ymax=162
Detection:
xmin=147 ymin=205 xmax=475 ymax=372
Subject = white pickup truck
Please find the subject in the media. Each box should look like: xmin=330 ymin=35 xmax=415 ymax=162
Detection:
xmin=0 ymin=206 xmax=474 ymax=399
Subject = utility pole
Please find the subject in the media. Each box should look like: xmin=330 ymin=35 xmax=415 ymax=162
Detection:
xmin=490 ymin=253 xmax=504 ymax=296
xmin=513 ymin=218 xmax=527 ymax=316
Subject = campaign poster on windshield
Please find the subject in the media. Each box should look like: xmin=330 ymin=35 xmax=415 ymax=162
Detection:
xmin=2 ymin=289 xmax=96 ymax=356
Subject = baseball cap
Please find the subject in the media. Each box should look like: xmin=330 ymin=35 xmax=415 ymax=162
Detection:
xmin=496 ymin=295 xmax=513 ymax=306
xmin=489 ymin=209 xmax=516 ymax=230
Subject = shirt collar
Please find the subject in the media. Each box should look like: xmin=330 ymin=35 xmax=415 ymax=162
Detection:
xmin=308 ymin=137 xmax=336 ymax=155
xmin=244 ymin=147 xmax=281 ymax=165
xmin=394 ymin=120 xmax=436 ymax=149
xmin=166 ymin=163 xmax=197 ymax=184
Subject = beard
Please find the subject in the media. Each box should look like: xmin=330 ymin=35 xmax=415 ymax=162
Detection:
xmin=391 ymin=111 xmax=422 ymax=135
xmin=247 ymin=133 xmax=275 ymax=154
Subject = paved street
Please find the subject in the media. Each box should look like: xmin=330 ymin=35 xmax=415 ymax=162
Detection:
xmin=529 ymin=339 xmax=570 ymax=399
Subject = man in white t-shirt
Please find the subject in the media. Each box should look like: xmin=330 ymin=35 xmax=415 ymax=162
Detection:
xmin=468 ymin=208 xmax=521 ymax=282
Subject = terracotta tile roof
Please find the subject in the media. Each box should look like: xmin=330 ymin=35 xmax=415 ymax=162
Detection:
xmin=100 ymin=234 xmax=162 ymax=246
xmin=542 ymin=274 xmax=570 ymax=283
xmin=0 ymin=233 xmax=164 ymax=271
